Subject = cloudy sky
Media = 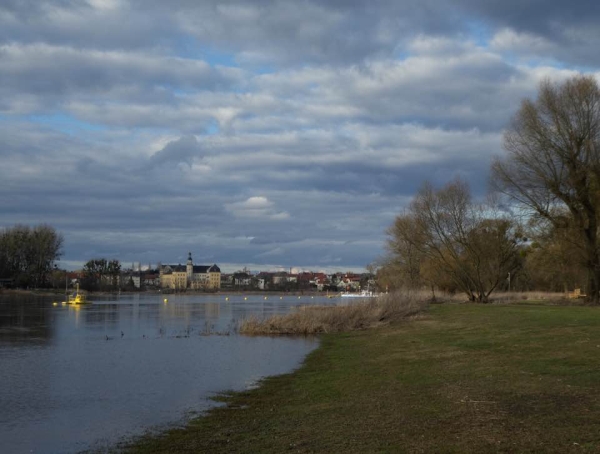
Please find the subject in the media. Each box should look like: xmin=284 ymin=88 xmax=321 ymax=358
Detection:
xmin=1 ymin=0 xmax=597 ymax=272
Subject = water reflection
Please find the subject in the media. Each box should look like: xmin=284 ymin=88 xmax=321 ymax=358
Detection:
xmin=0 ymin=294 xmax=55 ymax=345
xmin=0 ymin=293 xmax=336 ymax=453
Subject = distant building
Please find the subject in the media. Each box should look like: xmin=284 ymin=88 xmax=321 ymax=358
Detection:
xmin=232 ymin=271 xmax=252 ymax=287
xmin=220 ymin=273 xmax=233 ymax=288
xmin=143 ymin=272 xmax=160 ymax=288
xmin=159 ymin=252 xmax=221 ymax=290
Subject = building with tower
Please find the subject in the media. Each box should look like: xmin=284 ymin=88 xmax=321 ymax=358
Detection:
xmin=159 ymin=252 xmax=221 ymax=290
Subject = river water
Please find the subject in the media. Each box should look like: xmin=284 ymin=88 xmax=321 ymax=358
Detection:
xmin=0 ymin=293 xmax=336 ymax=453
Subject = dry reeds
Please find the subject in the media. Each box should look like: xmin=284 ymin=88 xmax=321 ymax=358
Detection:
xmin=239 ymin=291 xmax=429 ymax=335
xmin=403 ymin=289 xmax=569 ymax=304
xmin=487 ymin=291 xmax=569 ymax=304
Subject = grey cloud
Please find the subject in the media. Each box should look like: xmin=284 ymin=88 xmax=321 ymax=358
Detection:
xmin=2 ymin=0 xmax=599 ymax=68
xmin=456 ymin=0 xmax=600 ymax=36
xmin=0 ymin=1 xmax=181 ymax=52
xmin=150 ymin=0 xmax=461 ymax=66
xmin=149 ymin=135 xmax=202 ymax=167
xmin=452 ymin=0 xmax=600 ymax=66
xmin=0 ymin=43 xmax=243 ymax=100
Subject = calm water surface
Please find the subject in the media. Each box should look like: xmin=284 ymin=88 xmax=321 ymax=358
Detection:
xmin=0 ymin=293 xmax=337 ymax=453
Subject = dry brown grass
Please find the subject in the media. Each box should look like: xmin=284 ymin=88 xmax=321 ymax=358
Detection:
xmin=411 ymin=289 xmax=570 ymax=304
xmin=239 ymin=291 xmax=429 ymax=335
xmin=488 ymin=290 xmax=570 ymax=304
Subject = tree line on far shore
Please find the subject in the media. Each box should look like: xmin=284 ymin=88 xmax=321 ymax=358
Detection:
xmin=0 ymin=239 xmax=143 ymax=292
xmin=0 ymin=224 xmax=64 ymax=288
xmin=380 ymin=75 xmax=600 ymax=304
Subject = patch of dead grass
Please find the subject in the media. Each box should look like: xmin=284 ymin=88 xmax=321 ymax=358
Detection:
xmin=239 ymin=291 xmax=429 ymax=335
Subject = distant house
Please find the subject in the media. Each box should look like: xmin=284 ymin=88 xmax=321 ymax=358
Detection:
xmin=220 ymin=274 xmax=233 ymax=288
xmin=122 ymin=272 xmax=141 ymax=289
xmin=339 ymin=273 xmax=361 ymax=291
xmin=233 ymin=272 xmax=252 ymax=287
xmin=143 ymin=273 xmax=160 ymax=288
xmin=272 ymin=272 xmax=288 ymax=285
xmin=159 ymin=252 xmax=221 ymax=290
xmin=256 ymin=272 xmax=274 ymax=290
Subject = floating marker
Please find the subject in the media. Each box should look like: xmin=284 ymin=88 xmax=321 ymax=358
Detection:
xmin=163 ymin=298 xmax=168 ymax=303
xmin=280 ymin=296 xmax=282 ymax=300
xmin=264 ymin=296 xmax=267 ymax=300
xmin=225 ymin=297 xmax=229 ymax=301
xmin=52 ymin=302 xmax=58 ymax=306
xmin=244 ymin=297 xmax=247 ymax=300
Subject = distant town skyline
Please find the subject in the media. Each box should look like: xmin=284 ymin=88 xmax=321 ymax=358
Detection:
xmin=1 ymin=1 xmax=599 ymax=271
xmin=61 ymin=258 xmax=367 ymax=276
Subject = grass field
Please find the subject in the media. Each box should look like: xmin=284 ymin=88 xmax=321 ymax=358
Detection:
xmin=122 ymin=302 xmax=600 ymax=453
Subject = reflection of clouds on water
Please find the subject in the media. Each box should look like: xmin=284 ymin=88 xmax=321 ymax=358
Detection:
xmin=0 ymin=295 xmax=55 ymax=345
xmin=0 ymin=293 xmax=321 ymax=453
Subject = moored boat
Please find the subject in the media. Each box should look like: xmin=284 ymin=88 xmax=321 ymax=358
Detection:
xmin=340 ymin=289 xmax=378 ymax=298
xmin=67 ymin=283 xmax=90 ymax=305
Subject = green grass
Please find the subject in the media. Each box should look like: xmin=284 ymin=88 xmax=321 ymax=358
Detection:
xmin=121 ymin=303 xmax=600 ymax=453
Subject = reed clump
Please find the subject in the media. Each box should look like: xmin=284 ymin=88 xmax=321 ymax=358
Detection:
xmin=239 ymin=291 xmax=429 ymax=335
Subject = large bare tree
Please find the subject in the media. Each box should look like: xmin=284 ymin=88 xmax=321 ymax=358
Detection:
xmin=492 ymin=75 xmax=600 ymax=303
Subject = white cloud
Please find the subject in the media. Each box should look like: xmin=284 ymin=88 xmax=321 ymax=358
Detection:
xmin=490 ymin=28 xmax=554 ymax=55
xmin=87 ymin=0 xmax=123 ymax=11
xmin=225 ymin=197 xmax=290 ymax=221
xmin=256 ymin=247 xmax=285 ymax=258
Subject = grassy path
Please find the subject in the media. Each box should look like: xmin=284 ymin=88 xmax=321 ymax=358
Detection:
xmin=123 ymin=303 xmax=600 ymax=453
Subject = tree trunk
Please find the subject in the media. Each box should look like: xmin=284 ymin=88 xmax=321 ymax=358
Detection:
xmin=587 ymin=262 xmax=600 ymax=304
xmin=583 ymin=227 xmax=600 ymax=304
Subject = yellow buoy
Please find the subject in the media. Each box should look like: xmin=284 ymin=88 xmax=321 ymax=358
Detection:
xmin=61 ymin=301 xmax=66 ymax=305
xmin=225 ymin=297 xmax=229 ymax=301
xmin=244 ymin=297 xmax=247 ymax=300
xmin=163 ymin=298 xmax=168 ymax=303
xmin=52 ymin=302 xmax=58 ymax=306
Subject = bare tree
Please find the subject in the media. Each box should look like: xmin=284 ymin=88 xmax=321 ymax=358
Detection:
xmin=492 ymin=75 xmax=600 ymax=303
xmin=522 ymin=216 xmax=587 ymax=292
xmin=386 ymin=215 xmax=425 ymax=289
xmin=388 ymin=179 xmax=521 ymax=302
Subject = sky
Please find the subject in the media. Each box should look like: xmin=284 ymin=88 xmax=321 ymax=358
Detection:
xmin=1 ymin=0 xmax=599 ymax=273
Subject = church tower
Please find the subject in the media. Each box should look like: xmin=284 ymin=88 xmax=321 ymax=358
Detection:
xmin=186 ymin=251 xmax=193 ymax=285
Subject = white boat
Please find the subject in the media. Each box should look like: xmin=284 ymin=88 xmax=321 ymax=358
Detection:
xmin=340 ymin=289 xmax=378 ymax=298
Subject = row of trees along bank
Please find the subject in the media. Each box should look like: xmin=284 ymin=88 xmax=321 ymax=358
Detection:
xmin=0 ymin=224 xmax=64 ymax=288
xmin=381 ymin=75 xmax=600 ymax=304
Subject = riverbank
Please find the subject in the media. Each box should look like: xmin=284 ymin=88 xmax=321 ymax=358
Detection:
xmin=120 ymin=301 xmax=600 ymax=453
